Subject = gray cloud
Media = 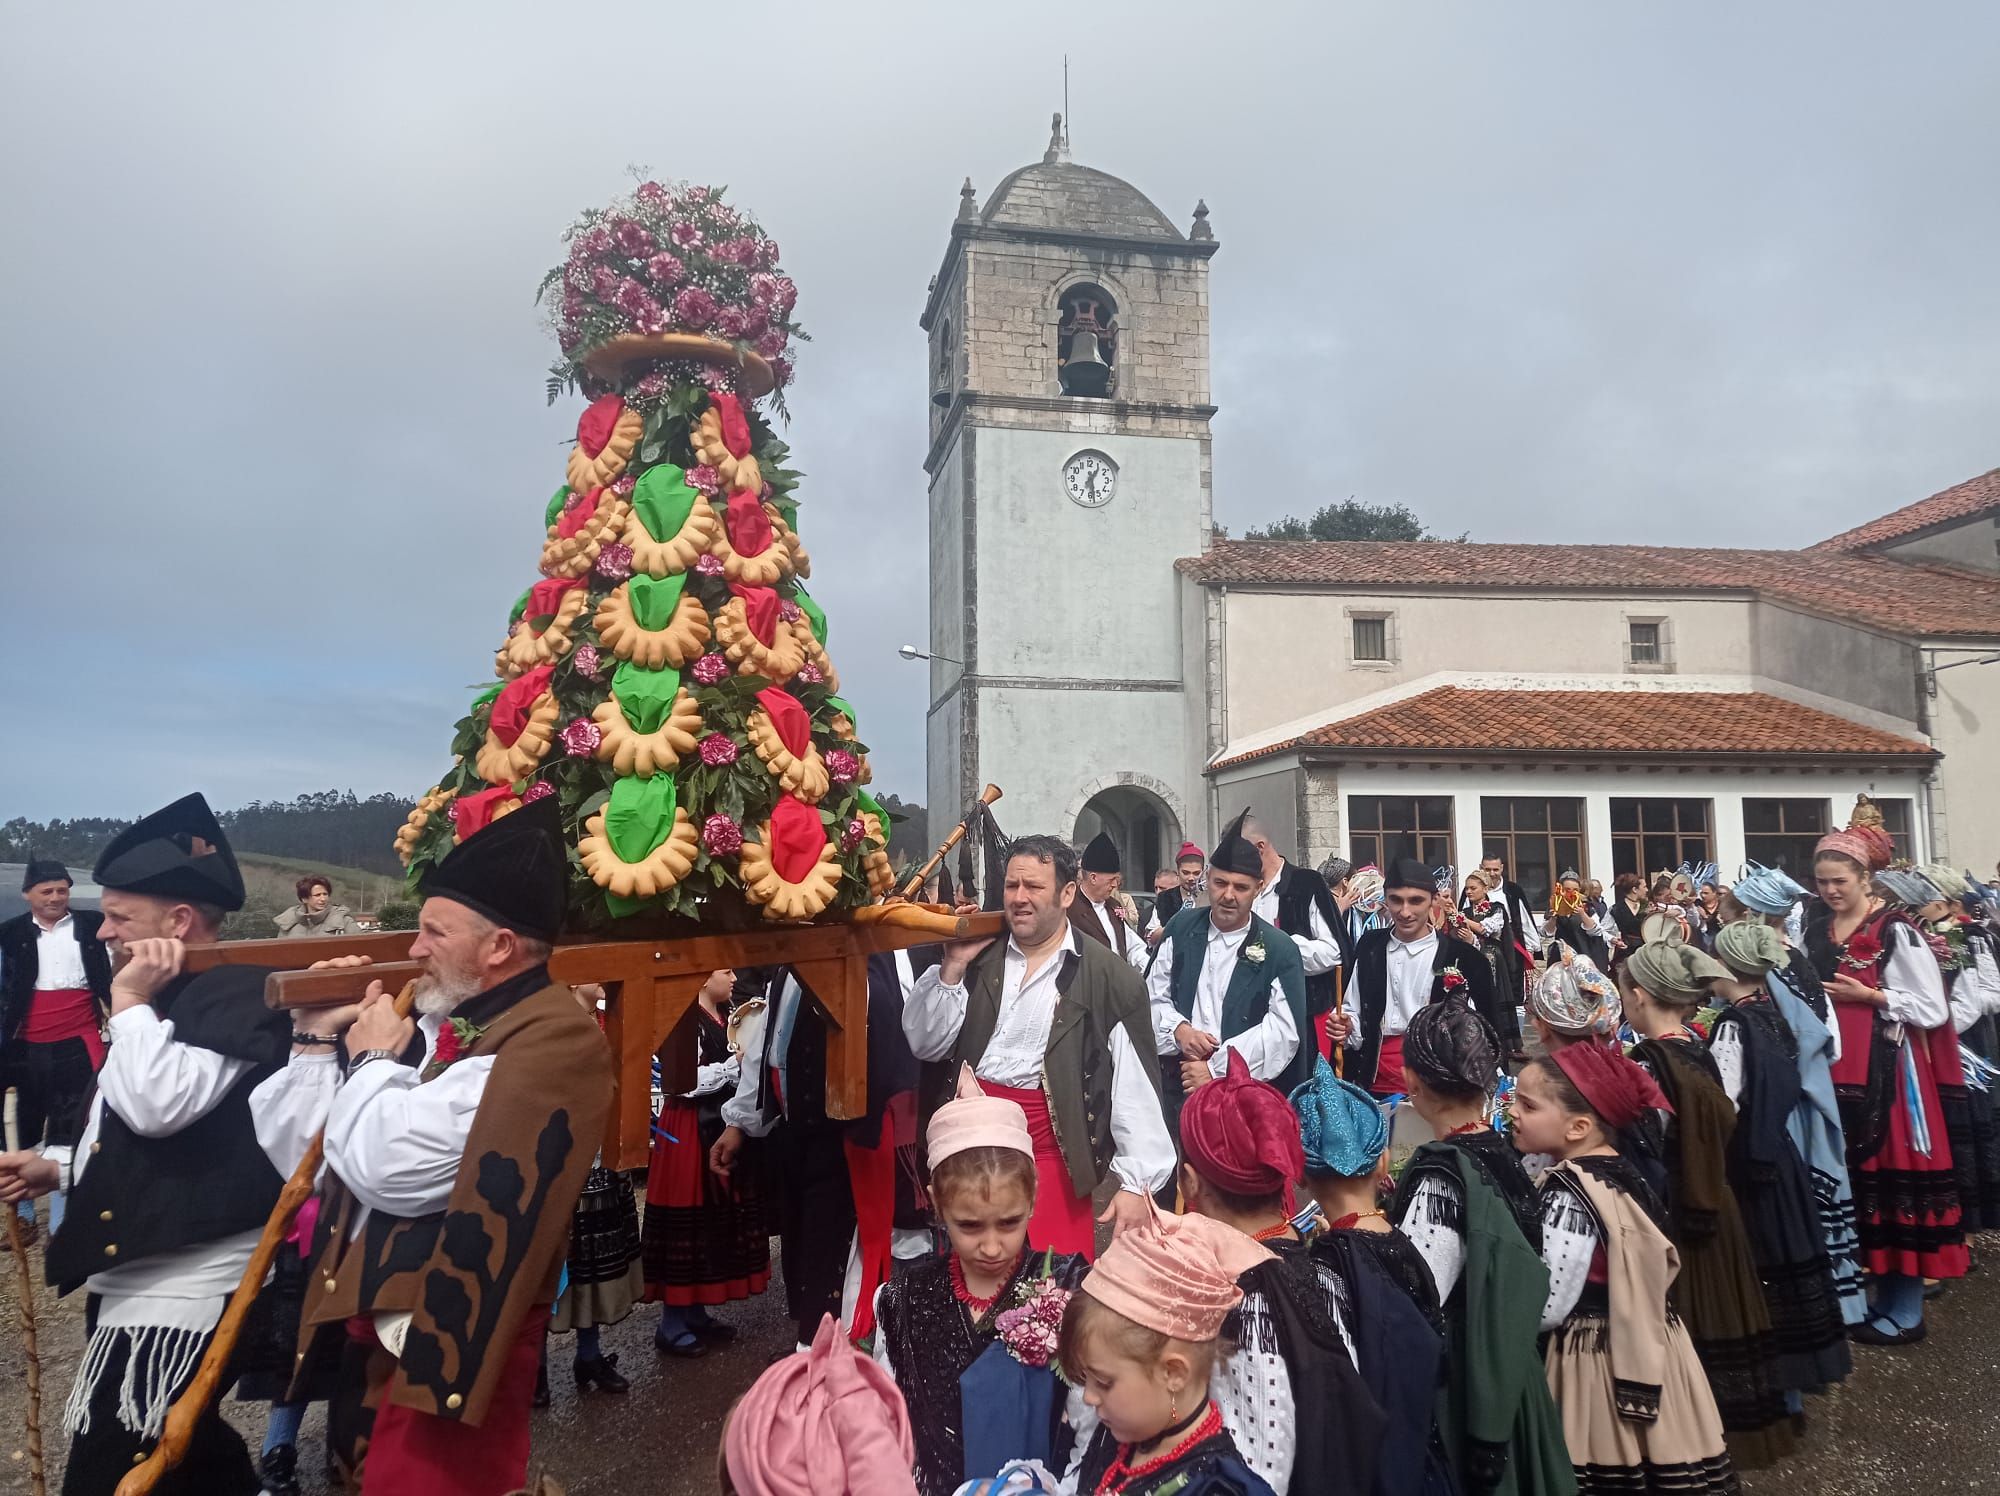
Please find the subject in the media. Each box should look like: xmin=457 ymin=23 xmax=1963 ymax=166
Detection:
xmin=4 ymin=2 xmax=1996 ymax=820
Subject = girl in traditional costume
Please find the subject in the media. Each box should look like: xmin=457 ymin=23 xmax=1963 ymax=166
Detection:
xmin=1177 ymin=1054 xmax=1385 ymax=1496
xmin=1804 ymin=824 xmax=1966 ymax=1344
xmin=1727 ymin=864 xmax=1866 ymax=1327
xmin=641 ymin=968 xmax=771 ymax=1356
xmin=1511 ymin=1045 xmax=1738 ymax=1496
xmin=1919 ymin=861 xmax=2000 ymax=1230
xmin=1704 ymin=922 xmax=1852 ymax=1397
xmin=1389 ymin=1000 xmax=1576 ymax=1496
xmin=872 ymin=1065 xmax=1088 ymax=1496
xmin=1056 ymin=1207 xmax=1278 ymax=1496
xmin=722 ymin=1313 xmax=919 ymax=1496
xmin=1293 ymin=1061 xmax=1458 ymax=1496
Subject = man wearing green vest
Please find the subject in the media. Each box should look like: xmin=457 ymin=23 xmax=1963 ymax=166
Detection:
xmin=1144 ymin=810 xmax=1310 ymax=1147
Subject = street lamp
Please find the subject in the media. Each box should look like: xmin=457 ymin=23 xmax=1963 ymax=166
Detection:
xmin=899 ymin=644 xmax=963 ymax=664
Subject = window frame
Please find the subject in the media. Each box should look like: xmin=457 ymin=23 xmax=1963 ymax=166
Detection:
xmin=1480 ymin=796 xmax=1589 ymax=913
xmin=1609 ymin=797 xmax=1713 ymax=879
xmin=1623 ymin=613 xmax=1674 ymax=674
xmin=1347 ymin=795 xmax=1455 ymax=873
xmin=1741 ymin=797 xmax=1831 ymax=878
xmin=1344 ymin=607 xmax=1398 ymax=670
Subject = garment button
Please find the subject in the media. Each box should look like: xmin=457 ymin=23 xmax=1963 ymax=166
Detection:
xmin=446 ymin=1394 xmax=463 ymax=1411
xmin=324 ymin=1279 xmax=337 ymax=1293
xmin=103 ymin=1244 xmax=118 ymax=1257
xmin=99 ymin=1210 xmax=113 ymax=1222
xmin=90 ymin=1142 xmax=102 ymax=1155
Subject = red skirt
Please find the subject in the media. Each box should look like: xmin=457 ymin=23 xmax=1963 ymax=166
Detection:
xmin=1832 ymin=1005 xmax=1967 ymax=1280
xmin=979 ymin=1080 xmax=1097 ymax=1260
xmin=1371 ymin=1034 xmax=1406 ymax=1099
xmin=363 ymin=1306 xmax=548 ymax=1495
xmin=640 ymin=1097 xmax=771 ymax=1305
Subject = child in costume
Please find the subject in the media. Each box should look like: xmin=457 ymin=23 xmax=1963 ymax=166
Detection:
xmin=1389 ymin=1000 xmax=1575 ymax=1496
xmin=1292 ymin=1060 xmax=1457 ymax=1496
xmin=1618 ymin=937 xmax=1792 ymax=1467
xmin=1056 ymin=1206 xmax=1278 ymax=1496
xmin=1511 ymin=1046 xmax=1738 ymax=1496
xmin=872 ymin=1065 xmax=1088 ymax=1496
xmin=723 ymin=1313 xmax=918 ymax=1496
xmin=1177 ymin=1054 xmax=1383 ymax=1496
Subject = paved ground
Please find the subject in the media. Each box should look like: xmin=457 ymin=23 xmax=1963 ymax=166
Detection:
xmin=3 ymin=1231 xmax=1997 ymax=1494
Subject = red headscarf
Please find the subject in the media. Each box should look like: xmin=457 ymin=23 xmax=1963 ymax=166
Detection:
xmin=1551 ymin=1042 xmax=1672 ymax=1132
xmin=1179 ymin=1050 xmax=1306 ymax=1213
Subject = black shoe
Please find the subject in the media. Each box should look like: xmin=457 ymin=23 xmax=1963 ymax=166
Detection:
xmin=259 ymin=1442 xmax=302 ymax=1496
xmin=654 ymin=1329 xmax=710 ymax=1359
xmin=1851 ymin=1316 xmax=1927 ymax=1346
xmin=1923 ymin=1277 xmax=1946 ymax=1300
xmin=532 ymin=1363 xmax=552 ymax=1408
xmin=575 ymin=1353 xmax=630 ymax=1393
xmin=690 ymin=1317 xmax=739 ymax=1345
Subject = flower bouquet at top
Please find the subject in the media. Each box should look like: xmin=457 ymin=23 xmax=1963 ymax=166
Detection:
xmin=961 ymin=1252 xmax=1077 ymax=1480
xmin=393 ymin=180 xmax=896 ymax=932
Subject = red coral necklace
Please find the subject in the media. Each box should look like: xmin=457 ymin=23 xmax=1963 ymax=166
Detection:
xmin=1095 ymin=1402 xmax=1224 ymax=1494
xmin=950 ymin=1251 xmax=1021 ymax=1314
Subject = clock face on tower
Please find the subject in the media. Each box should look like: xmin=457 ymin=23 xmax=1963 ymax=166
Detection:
xmin=1063 ymin=449 xmax=1118 ymax=508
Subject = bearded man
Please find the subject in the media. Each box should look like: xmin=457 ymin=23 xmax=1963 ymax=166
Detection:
xmin=0 ymin=795 xmax=299 ymax=1494
xmin=253 ymin=797 xmax=611 ymax=1494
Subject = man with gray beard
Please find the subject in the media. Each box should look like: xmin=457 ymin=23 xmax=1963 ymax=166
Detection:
xmin=250 ymin=797 xmax=611 ymax=1494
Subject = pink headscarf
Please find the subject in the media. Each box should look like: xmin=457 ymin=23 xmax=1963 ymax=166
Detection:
xmin=724 ymin=1314 xmax=917 ymax=1496
xmin=1080 ymin=1200 xmax=1273 ymax=1342
xmin=926 ymin=1063 xmax=1034 ymax=1169
xmin=1815 ymin=826 xmax=1893 ymax=872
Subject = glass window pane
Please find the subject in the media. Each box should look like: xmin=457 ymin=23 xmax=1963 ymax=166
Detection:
xmin=1550 ymin=800 xmax=1581 ymax=831
xmin=1417 ymin=798 xmax=1453 ymax=831
xmin=1515 ymin=800 xmax=1548 ymax=831
xmin=1683 ymin=837 xmax=1710 ymax=864
xmin=1743 ymin=799 xmax=1780 ymax=834
xmin=1382 ymin=798 xmax=1415 ymax=832
xmin=1351 ymin=797 xmax=1382 ymax=834
xmin=1353 ymin=617 xmax=1388 ymax=661
xmin=1481 ymin=799 xmax=1509 ymax=833
xmin=1351 ymin=834 xmax=1380 ymax=868
xmin=1790 ymin=800 xmax=1828 ymax=834
xmin=1678 ymin=800 xmax=1711 ymax=831
xmin=1421 ymin=835 xmax=1452 ymax=869
xmin=1553 ymin=838 xmax=1584 ymax=877
xmin=1611 ymin=800 xmax=1637 ymax=833
xmin=1613 ymin=839 xmax=1640 ymax=877
xmin=1639 ymin=800 xmax=1674 ymax=833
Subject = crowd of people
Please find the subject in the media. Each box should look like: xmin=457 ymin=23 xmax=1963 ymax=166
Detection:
xmin=2 ymin=792 xmax=1998 ymax=1496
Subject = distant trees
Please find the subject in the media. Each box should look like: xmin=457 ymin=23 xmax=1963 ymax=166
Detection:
xmin=1242 ymin=499 xmax=1465 ymax=543
xmin=0 ymin=791 xmax=416 ymax=876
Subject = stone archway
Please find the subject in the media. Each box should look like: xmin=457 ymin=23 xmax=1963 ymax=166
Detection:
xmin=1069 ymin=775 xmax=1185 ymax=893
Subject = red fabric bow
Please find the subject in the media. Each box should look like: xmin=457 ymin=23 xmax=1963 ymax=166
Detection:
xmin=726 ymin=491 xmax=774 ymax=557
xmin=1552 ymin=1041 xmax=1673 ymax=1131
xmin=523 ymin=576 xmax=584 ymax=622
xmin=554 ymin=489 xmax=603 ymax=539
xmin=455 ymin=785 xmax=519 ymax=838
xmin=710 ymin=392 xmax=752 ymax=458
xmin=489 ymin=665 xmax=554 ymax=748
xmin=730 ymin=583 xmax=780 ymax=646
xmin=756 ymin=687 xmax=812 ymax=757
xmin=577 ymin=394 xmax=626 ymax=458
xmin=1179 ymin=1050 xmax=1305 ymax=1214
xmin=768 ymin=794 xmax=826 ymax=885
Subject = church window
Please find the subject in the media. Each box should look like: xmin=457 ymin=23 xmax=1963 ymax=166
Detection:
xmin=1482 ymin=797 xmax=1586 ymax=912
xmin=932 ymin=317 xmax=955 ymax=406
xmin=1742 ymin=797 xmax=1830 ymax=876
xmin=1875 ymin=797 xmax=1915 ymax=862
xmin=1625 ymin=615 xmax=1672 ymax=670
xmin=1057 ymin=284 xmax=1117 ymax=397
xmin=1348 ymin=796 xmax=1454 ymax=872
xmin=1351 ymin=615 xmax=1389 ymax=663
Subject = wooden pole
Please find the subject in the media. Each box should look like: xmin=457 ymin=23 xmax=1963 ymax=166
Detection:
xmin=899 ymin=785 xmax=1002 ymax=899
xmin=114 ymin=981 xmax=419 ymax=1496
xmin=4 ymin=1089 xmax=45 ymax=1496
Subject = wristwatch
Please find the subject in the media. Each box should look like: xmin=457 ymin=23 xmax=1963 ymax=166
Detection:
xmin=348 ymin=1048 xmax=403 ymax=1071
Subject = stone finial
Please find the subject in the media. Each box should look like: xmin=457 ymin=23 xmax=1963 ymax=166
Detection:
xmin=957 ymin=177 xmax=978 ymax=223
xmin=1045 ymin=111 xmax=1070 ymax=164
xmin=1190 ymin=199 xmax=1214 ymax=242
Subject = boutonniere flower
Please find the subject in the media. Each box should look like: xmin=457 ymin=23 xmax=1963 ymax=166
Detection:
xmin=1243 ymin=941 xmax=1266 ymax=965
xmin=1440 ymin=965 xmax=1467 ymax=994
xmin=1840 ymin=930 xmax=1883 ymax=973
xmin=422 ymin=1016 xmax=488 ymax=1081
xmin=994 ymin=1270 xmax=1072 ymax=1376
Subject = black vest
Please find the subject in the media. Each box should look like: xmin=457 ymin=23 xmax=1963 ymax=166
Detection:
xmin=0 ymin=909 xmax=114 ymax=1043
xmin=1271 ymin=863 xmax=1341 ymax=1015
xmin=46 ymin=967 xmax=291 ymax=1294
xmin=1350 ymin=929 xmax=1493 ymax=1091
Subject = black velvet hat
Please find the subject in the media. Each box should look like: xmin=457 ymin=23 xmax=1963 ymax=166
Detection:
xmin=1080 ymin=832 xmax=1120 ymax=875
xmin=21 ymin=859 xmax=71 ymax=891
xmin=1209 ymin=808 xmax=1263 ymax=880
xmin=93 ymin=793 xmax=245 ymax=911
xmin=1383 ymin=857 xmax=1435 ymax=894
xmin=422 ymin=796 xmax=567 ymax=942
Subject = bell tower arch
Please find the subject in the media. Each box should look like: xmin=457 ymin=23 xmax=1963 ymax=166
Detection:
xmin=920 ymin=118 xmax=1218 ymax=850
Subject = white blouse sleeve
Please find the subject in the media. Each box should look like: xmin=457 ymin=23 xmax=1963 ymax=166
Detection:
xmin=1881 ymin=924 xmax=1951 ymax=1030
xmin=1212 ymin=1297 xmax=1296 ymax=1496
xmin=869 ymin=1284 xmax=894 ymax=1379
xmin=1293 ymin=899 xmax=1343 ymax=977
xmin=95 ymin=1007 xmax=253 ymax=1138
xmin=1400 ymin=1172 xmax=1467 ymax=1304
xmin=323 ymin=1053 xmax=493 ymax=1217
xmin=1146 ymin=940 xmax=1184 ymax=1055
xmin=249 ymin=1054 xmax=342 ymax=1177
xmin=902 ymin=965 xmax=969 ymax=1062
xmin=1211 ymin=977 xmax=1300 ymax=1081
xmin=1108 ymin=1026 xmax=1176 ymax=1195
xmin=1710 ymin=1023 xmax=1746 ymax=1107
xmin=1537 ymin=1174 xmax=1600 ymax=1331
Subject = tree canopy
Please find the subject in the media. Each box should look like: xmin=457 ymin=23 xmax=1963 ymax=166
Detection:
xmin=1242 ymin=499 xmax=1465 ymax=543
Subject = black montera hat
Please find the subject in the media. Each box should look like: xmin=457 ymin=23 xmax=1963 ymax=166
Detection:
xmin=22 ymin=859 xmax=72 ymax=892
xmin=1209 ymin=808 xmax=1263 ymax=880
xmin=422 ymin=796 xmax=567 ymax=942
xmin=93 ymin=793 xmax=245 ymax=911
xmin=1384 ymin=857 xmax=1436 ymax=894
xmin=1081 ymin=832 xmax=1120 ymax=875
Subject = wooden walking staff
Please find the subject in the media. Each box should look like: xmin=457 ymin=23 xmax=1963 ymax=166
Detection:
xmin=115 ymin=979 xmax=420 ymax=1496
xmin=4 ymin=1088 xmax=46 ymax=1496
xmin=900 ymin=784 xmax=1003 ymax=899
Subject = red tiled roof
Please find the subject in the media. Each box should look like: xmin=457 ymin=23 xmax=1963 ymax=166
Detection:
xmin=1176 ymin=540 xmax=2000 ymax=639
xmin=1811 ymin=467 xmax=2000 ymax=553
xmin=1210 ymin=687 xmax=1936 ymax=770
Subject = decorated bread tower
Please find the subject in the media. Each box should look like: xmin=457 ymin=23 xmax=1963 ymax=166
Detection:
xmin=395 ymin=181 xmax=894 ymax=930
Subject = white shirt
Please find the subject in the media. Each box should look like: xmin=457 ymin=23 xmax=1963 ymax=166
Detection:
xmin=902 ymin=926 xmax=1175 ymax=1195
xmin=1145 ymin=919 xmax=1301 ymax=1081
xmin=1252 ymin=864 xmax=1344 ymax=976
xmin=1337 ymin=930 xmax=1440 ymax=1050
xmin=1082 ymin=895 xmax=1149 ymax=971
xmin=1877 ymin=922 xmax=1952 ymax=1032
xmin=33 ymin=912 xmax=89 ymax=991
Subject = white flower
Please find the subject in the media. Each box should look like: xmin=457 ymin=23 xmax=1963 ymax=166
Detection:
xmin=1244 ymin=941 xmax=1266 ymax=964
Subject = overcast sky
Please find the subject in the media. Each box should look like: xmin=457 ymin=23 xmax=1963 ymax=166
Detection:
xmin=4 ymin=2 xmax=1997 ymax=824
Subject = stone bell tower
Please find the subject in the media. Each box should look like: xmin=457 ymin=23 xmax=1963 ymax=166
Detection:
xmin=919 ymin=116 xmax=1217 ymax=886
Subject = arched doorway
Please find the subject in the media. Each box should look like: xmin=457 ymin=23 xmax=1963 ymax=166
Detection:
xmin=1074 ymin=783 xmax=1181 ymax=894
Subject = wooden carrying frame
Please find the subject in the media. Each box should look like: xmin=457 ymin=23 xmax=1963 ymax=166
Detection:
xmin=182 ymin=902 xmax=999 ymax=1169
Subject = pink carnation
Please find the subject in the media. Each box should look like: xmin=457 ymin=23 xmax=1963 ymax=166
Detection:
xmin=611 ymin=473 xmax=637 ymax=496
xmin=635 ymin=372 xmax=668 ymax=401
xmin=826 ymin=749 xmax=859 ymax=784
xmin=674 ymin=287 xmax=718 ymax=330
xmin=769 ymin=356 xmax=793 ymax=388
xmin=575 ymin=226 xmax=613 ymax=260
xmin=668 ymin=221 xmax=704 ymax=249
xmin=698 ymin=732 xmax=739 ymax=767
xmin=686 ymin=465 xmax=721 ymax=495
xmin=796 ymin=661 xmax=825 ymax=686
xmin=645 ymin=252 xmax=686 ymax=287
xmin=767 ymin=276 xmax=798 ymax=314
xmin=715 ymin=236 xmax=759 ymax=266
xmin=612 ymin=219 xmax=656 ymax=257
xmin=591 ymin=264 xmax=621 ymax=299
xmin=593 ymin=542 xmax=634 ymax=582
xmin=755 ymin=239 xmax=781 ymax=269
xmin=571 ymin=644 xmax=603 ymax=680
xmin=778 ymin=600 xmax=803 ymax=623
xmin=635 ymin=181 xmax=674 ymax=211
xmin=521 ymin=780 xmax=555 ymax=804
xmin=695 ymin=552 xmax=726 ymax=577
xmin=713 ymin=305 xmax=750 ymax=339
xmin=691 ymin=651 xmax=730 ymax=685
xmin=839 ymin=817 xmax=867 ymax=854
xmin=702 ymin=813 xmax=743 ymax=856
xmin=755 ymin=329 xmax=788 ymax=360
xmin=742 ymin=303 xmax=770 ymax=337
xmin=560 ymin=718 xmax=602 ymax=757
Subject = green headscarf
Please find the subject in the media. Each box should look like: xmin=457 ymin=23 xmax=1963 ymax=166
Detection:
xmin=1623 ymin=935 xmax=1731 ymax=1005
xmin=1713 ymin=920 xmax=1788 ymax=979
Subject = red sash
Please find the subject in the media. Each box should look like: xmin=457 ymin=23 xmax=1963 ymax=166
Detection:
xmin=23 ymin=988 xmax=104 ymax=1067
xmin=978 ymin=1080 xmax=1096 ymax=1259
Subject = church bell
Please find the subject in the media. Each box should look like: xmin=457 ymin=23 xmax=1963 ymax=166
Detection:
xmin=1059 ymin=330 xmax=1112 ymax=397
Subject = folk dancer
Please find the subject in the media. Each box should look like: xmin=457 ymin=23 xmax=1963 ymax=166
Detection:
xmin=1073 ymin=833 xmax=1149 ymax=973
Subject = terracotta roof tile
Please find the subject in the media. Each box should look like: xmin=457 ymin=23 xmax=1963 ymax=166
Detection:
xmin=1176 ymin=540 xmax=2000 ymax=640
xmin=1211 ymin=687 xmax=1936 ymax=771
xmin=1811 ymin=467 xmax=2000 ymax=553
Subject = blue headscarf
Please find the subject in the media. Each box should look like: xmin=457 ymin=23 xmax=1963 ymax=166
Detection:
xmin=1732 ymin=862 xmax=1808 ymax=918
xmin=1290 ymin=1058 xmax=1389 ymax=1179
